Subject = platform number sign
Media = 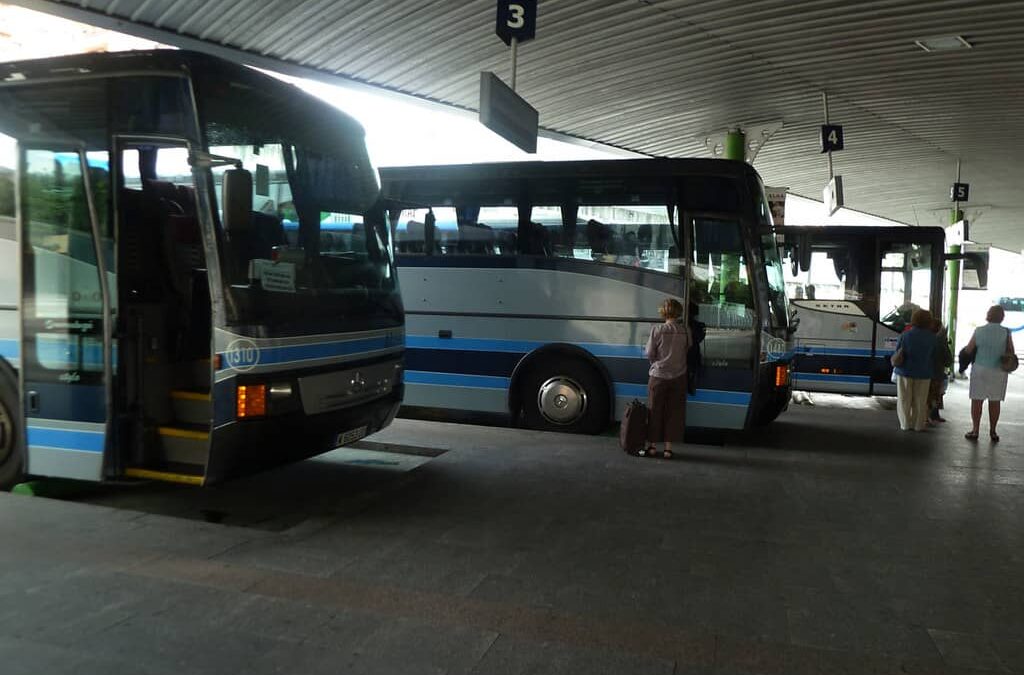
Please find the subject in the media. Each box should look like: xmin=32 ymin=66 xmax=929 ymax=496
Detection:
xmin=820 ymin=124 xmax=844 ymax=153
xmin=496 ymin=0 xmax=537 ymax=46
xmin=950 ymin=182 xmax=970 ymax=202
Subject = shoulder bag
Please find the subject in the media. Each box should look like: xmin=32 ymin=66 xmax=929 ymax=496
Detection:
xmin=1001 ymin=327 xmax=1018 ymax=373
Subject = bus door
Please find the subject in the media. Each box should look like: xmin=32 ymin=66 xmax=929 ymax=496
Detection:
xmin=874 ymin=239 xmax=936 ymax=395
xmin=19 ymin=146 xmax=114 ymax=481
xmin=785 ymin=233 xmax=874 ymax=395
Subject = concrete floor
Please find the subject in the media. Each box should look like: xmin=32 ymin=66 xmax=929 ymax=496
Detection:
xmin=1 ymin=374 xmax=1023 ymax=674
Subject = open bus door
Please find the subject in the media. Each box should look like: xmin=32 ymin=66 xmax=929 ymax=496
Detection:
xmin=18 ymin=146 xmax=115 ymax=481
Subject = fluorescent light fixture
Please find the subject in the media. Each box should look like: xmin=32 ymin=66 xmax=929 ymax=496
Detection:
xmin=914 ymin=35 xmax=972 ymax=52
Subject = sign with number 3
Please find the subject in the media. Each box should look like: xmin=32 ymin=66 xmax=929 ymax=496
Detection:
xmin=496 ymin=0 xmax=537 ymax=45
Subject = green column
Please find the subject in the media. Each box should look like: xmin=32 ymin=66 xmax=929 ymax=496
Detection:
xmin=947 ymin=208 xmax=964 ymax=365
xmin=719 ymin=129 xmax=746 ymax=305
xmin=724 ymin=129 xmax=746 ymax=162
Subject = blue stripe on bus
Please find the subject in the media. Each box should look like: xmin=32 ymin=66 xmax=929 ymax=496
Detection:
xmin=405 ymin=370 xmax=752 ymax=407
xmin=27 ymin=426 xmax=105 ymax=453
xmin=792 ymin=373 xmax=871 ymax=384
xmin=794 ymin=346 xmax=876 ymax=357
xmin=220 ymin=336 xmax=404 ymax=369
xmin=0 ymin=338 xmax=18 ymax=361
xmin=407 ymin=335 xmax=644 ymax=359
xmin=405 ymin=370 xmax=510 ymax=389
xmin=614 ymin=382 xmax=751 ymax=406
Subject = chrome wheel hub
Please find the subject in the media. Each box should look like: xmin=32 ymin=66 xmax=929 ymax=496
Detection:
xmin=537 ymin=376 xmax=587 ymax=425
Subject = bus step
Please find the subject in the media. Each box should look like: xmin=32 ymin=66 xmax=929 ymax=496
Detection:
xmin=157 ymin=425 xmax=210 ymax=466
xmin=170 ymin=389 xmax=212 ymax=426
xmin=124 ymin=464 xmax=204 ymax=486
xmin=181 ymin=359 xmax=212 ymax=389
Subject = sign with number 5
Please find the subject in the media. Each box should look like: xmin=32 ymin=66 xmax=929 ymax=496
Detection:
xmin=496 ymin=0 xmax=537 ymax=45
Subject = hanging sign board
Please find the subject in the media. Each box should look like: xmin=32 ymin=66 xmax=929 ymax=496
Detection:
xmin=823 ymin=175 xmax=844 ymax=216
xmin=479 ymin=71 xmax=538 ymax=153
xmin=496 ymin=0 xmax=537 ymax=45
xmin=765 ymin=186 xmax=788 ymax=225
xmin=820 ymin=124 xmax=844 ymax=153
xmin=950 ymin=182 xmax=970 ymax=202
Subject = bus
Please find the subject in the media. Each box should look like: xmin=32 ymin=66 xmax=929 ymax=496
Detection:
xmin=379 ymin=159 xmax=792 ymax=434
xmin=0 ymin=51 xmax=404 ymax=489
xmin=777 ymin=225 xmax=945 ymax=396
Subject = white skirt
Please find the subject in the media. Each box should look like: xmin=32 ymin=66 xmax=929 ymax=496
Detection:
xmin=969 ymin=364 xmax=1008 ymax=401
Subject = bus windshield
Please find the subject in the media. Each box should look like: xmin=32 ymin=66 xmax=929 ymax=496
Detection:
xmin=761 ymin=233 xmax=789 ymax=329
xmin=196 ymin=73 xmax=398 ymax=328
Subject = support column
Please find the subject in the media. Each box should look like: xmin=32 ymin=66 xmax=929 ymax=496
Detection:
xmin=724 ymin=129 xmax=746 ymax=162
xmin=947 ymin=208 xmax=964 ymax=362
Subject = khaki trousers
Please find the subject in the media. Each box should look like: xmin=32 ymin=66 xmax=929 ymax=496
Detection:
xmin=896 ymin=375 xmax=931 ymax=431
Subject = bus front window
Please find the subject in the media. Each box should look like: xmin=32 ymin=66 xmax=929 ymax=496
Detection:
xmin=760 ymin=233 xmax=789 ymax=330
xmin=879 ymin=242 xmax=933 ymax=332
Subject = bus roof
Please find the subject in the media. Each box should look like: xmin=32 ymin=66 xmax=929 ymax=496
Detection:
xmin=775 ymin=225 xmax=946 ymax=240
xmin=381 ymin=158 xmax=758 ymax=184
xmin=0 ymin=49 xmax=367 ymax=139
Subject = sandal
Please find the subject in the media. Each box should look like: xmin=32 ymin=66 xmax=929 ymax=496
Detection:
xmin=643 ymin=445 xmax=659 ymax=457
xmin=965 ymin=431 xmax=979 ymax=441
xmin=662 ymin=450 xmax=673 ymax=460
xmin=990 ymin=433 xmax=1000 ymax=443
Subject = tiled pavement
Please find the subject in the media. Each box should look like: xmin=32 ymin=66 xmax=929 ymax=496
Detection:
xmin=1 ymin=374 xmax=1022 ymax=674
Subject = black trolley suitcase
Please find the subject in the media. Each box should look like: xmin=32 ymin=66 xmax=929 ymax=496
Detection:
xmin=619 ymin=399 xmax=649 ymax=455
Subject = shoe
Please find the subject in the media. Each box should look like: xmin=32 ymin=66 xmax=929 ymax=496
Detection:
xmin=965 ymin=431 xmax=979 ymax=441
xmin=991 ymin=433 xmax=1000 ymax=443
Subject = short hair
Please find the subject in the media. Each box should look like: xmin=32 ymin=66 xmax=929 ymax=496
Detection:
xmin=987 ymin=305 xmax=1006 ymax=323
xmin=659 ymin=298 xmax=683 ymax=320
xmin=910 ymin=309 xmax=932 ymax=329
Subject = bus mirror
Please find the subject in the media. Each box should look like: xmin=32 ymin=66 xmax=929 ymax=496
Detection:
xmin=222 ymin=168 xmax=253 ymax=232
xmin=797 ymin=234 xmax=812 ymax=272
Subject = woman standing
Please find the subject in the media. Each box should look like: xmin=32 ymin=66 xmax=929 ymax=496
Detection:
xmin=645 ymin=298 xmax=692 ymax=459
xmin=964 ymin=305 xmax=1015 ymax=442
xmin=927 ymin=318 xmax=953 ymax=425
xmin=893 ymin=309 xmax=935 ymax=431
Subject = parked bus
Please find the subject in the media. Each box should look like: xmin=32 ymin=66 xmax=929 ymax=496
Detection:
xmin=380 ymin=159 xmax=792 ymax=434
xmin=0 ymin=51 xmax=404 ymax=489
xmin=777 ymin=225 xmax=945 ymax=396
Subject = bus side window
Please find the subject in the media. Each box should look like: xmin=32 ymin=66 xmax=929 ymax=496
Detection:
xmin=690 ymin=218 xmax=754 ymax=330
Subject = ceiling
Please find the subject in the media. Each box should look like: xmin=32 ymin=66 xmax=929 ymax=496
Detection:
xmin=10 ymin=0 xmax=1024 ymax=249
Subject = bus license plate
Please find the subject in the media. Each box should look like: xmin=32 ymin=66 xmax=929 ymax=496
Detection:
xmin=335 ymin=426 xmax=367 ymax=447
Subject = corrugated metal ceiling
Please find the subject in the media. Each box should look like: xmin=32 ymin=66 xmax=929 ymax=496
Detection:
xmin=11 ymin=0 xmax=1024 ymax=249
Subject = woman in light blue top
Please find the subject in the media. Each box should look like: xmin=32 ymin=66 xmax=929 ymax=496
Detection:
xmin=965 ymin=305 xmax=1014 ymax=442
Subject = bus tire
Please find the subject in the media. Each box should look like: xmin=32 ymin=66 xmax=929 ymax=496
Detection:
xmin=519 ymin=357 xmax=610 ymax=435
xmin=0 ymin=365 xmax=24 ymax=490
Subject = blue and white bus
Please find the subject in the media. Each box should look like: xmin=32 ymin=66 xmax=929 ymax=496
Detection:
xmin=380 ymin=160 xmax=792 ymax=434
xmin=777 ymin=225 xmax=945 ymax=396
xmin=0 ymin=51 xmax=404 ymax=488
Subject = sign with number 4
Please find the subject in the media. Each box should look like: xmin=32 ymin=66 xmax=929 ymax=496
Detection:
xmin=820 ymin=124 xmax=844 ymax=153
xmin=496 ymin=0 xmax=537 ymax=45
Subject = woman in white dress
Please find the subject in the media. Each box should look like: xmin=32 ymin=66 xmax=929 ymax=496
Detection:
xmin=964 ymin=305 xmax=1015 ymax=442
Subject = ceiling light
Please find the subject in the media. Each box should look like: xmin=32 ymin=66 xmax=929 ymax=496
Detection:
xmin=914 ymin=35 xmax=972 ymax=52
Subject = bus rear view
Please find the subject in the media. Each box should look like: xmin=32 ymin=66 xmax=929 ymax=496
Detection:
xmin=0 ymin=51 xmax=404 ymax=489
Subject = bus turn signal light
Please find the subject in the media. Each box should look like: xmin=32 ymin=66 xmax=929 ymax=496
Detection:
xmin=237 ymin=384 xmax=267 ymax=418
xmin=775 ymin=365 xmax=790 ymax=388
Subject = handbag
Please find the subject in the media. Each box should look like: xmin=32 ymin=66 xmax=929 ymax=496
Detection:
xmin=1001 ymin=328 xmax=1018 ymax=373
xmin=890 ymin=348 xmax=905 ymax=368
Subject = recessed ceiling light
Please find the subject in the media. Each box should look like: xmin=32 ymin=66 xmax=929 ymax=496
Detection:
xmin=914 ymin=35 xmax=972 ymax=52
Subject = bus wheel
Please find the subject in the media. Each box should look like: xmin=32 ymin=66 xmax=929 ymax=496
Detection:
xmin=520 ymin=357 xmax=609 ymax=434
xmin=0 ymin=369 xmax=24 ymax=490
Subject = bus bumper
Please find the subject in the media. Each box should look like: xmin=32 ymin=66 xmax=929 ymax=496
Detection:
xmin=205 ymin=386 xmax=404 ymax=484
